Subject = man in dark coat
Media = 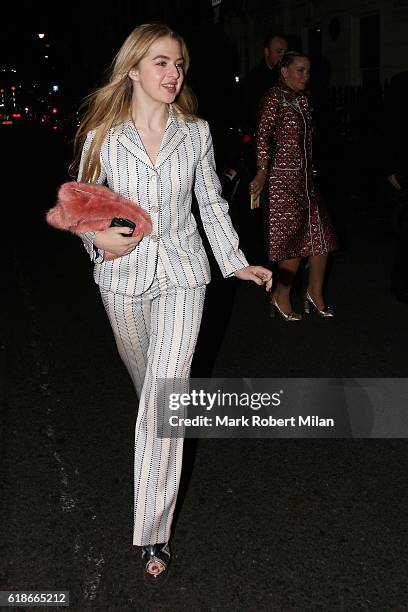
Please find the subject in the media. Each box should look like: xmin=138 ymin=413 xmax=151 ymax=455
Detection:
xmin=242 ymin=31 xmax=288 ymax=130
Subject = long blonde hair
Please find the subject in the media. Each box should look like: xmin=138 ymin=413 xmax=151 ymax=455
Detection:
xmin=71 ymin=23 xmax=198 ymax=183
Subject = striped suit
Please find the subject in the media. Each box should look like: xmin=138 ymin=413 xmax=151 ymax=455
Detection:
xmin=78 ymin=106 xmax=248 ymax=545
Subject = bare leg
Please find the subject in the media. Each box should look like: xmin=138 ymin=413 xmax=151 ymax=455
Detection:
xmin=272 ymin=257 xmax=302 ymax=315
xmin=307 ymin=253 xmax=328 ymax=310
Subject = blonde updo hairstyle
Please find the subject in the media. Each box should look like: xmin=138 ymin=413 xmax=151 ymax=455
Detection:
xmin=71 ymin=23 xmax=197 ymax=183
xmin=278 ymin=50 xmax=310 ymax=79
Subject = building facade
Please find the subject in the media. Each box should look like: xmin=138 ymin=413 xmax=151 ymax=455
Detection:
xmin=224 ymin=0 xmax=408 ymax=87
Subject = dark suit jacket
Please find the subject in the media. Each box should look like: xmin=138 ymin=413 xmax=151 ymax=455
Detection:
xmin=242 ymin=60 xmax=280 ymax=130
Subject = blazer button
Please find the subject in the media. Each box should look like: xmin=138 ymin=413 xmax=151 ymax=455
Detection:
xmin=151 ymin=206 xmax=158 ymax=213
xmin=151 ymin=234 xmax=158 ymax=242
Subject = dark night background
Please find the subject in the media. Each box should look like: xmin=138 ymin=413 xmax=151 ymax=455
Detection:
xmin=1 ymin=0 xmax=242 ymax=120
xmin=1 ymin=1 xmax=408 ymax=610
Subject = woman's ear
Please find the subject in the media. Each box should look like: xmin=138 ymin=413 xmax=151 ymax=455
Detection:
xmin=128 ymin=67 xmax=139 ymax=82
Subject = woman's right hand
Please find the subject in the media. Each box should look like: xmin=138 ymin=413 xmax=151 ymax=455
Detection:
xmin=93 ymin=226 xmax=144 ymax=257
xmin=249 ymin=170 xmax=267 ymax=199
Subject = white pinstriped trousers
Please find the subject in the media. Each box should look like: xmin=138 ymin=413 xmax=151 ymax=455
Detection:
xmin=99 ymin=259 xmax=206 ymax=546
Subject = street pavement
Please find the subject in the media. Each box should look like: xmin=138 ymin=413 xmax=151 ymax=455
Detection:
xmin=1 ymin=128 xmax=408 ymax=611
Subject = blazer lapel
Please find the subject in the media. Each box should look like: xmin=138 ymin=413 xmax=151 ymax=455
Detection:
xmin=154 ymin=119 xmax=187 ymax=169
xmin=117 ymin=109 xmax=188 ymax=170
xmin=118 ymin=121 xmax=155 ymax=170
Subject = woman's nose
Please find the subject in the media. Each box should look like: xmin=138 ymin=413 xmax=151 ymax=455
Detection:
xmin=168 ymin=64 xmax=181 ymax=79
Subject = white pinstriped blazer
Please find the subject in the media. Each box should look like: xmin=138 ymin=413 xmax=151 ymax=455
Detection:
xmin=79 ymin=106 xmax=249 ymax=296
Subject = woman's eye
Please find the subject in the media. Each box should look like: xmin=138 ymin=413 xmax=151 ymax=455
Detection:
xmin=156 ymin=61 xmax=184 ymax=69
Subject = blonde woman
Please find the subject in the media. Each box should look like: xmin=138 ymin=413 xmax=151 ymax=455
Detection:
xmin=72 ymin=23 xmax=272 ymax=579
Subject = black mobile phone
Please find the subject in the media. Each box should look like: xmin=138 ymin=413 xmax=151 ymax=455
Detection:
xmin=110 ymin=217 xmax=136 ymax=236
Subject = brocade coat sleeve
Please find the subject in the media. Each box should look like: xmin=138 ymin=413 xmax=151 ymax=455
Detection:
xmin=255 ymin=89 xmax=282 ymax=168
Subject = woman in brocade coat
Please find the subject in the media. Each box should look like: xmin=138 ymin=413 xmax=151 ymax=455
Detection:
xmin=250 ymin=51 xmax=337 ymax=321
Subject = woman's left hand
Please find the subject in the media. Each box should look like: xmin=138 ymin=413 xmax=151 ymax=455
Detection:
xmin=249 ymin=170 xmax=268 ymax=199
xmin=234 ymin=266 xmax=273 ymax=292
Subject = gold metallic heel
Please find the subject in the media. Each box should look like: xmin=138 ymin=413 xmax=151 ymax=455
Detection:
xmin=304 ymin=292 xmax=335 ymax=318
xmin=270 ymin=297 xmax=302 ymax=322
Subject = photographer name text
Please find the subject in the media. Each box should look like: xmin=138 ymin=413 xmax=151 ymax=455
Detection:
xmin=168 ymin=415 xmax=334 ymax=428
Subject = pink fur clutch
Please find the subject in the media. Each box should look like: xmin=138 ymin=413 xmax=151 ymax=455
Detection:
xmin=46 ymin=182 xmax=153 ymax=260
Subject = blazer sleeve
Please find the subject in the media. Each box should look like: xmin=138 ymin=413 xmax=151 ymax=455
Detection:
xmin=77 ymin=130 xmax=107 ymax=263
xmin=194 ymin=121 xmax=249 ymax=277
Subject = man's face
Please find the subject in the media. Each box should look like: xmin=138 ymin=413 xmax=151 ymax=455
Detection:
xmin=264 ymin=37 xmax=288 ymax=68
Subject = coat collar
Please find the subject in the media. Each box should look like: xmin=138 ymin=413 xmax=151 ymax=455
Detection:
xmin=275 ymin=79 xmax=306 ymax=102
xmin=274 ymin=81 xmax=308 ymax=113
xmin=117 ymin=104 xmax=188 ymax=170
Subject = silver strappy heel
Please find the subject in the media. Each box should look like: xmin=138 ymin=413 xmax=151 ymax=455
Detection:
xmin=304 ymin=292 xmax=335 ymax=318
xmin=270 ymin=296 xmax=302 ymax=321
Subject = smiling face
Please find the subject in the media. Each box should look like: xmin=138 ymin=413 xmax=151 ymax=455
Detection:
xmin=128 ymin=36 xmax=185 ymax=105
xmin=282 ymin=57 xmax=311 ymax=92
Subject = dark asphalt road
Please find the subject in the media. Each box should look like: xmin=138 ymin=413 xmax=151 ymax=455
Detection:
xmin=1 ymin=128 xmax=408 ymax=611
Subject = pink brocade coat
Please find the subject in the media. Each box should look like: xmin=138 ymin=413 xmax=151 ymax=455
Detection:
xmin=256 ymin=83 xmax=338 ymax=261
